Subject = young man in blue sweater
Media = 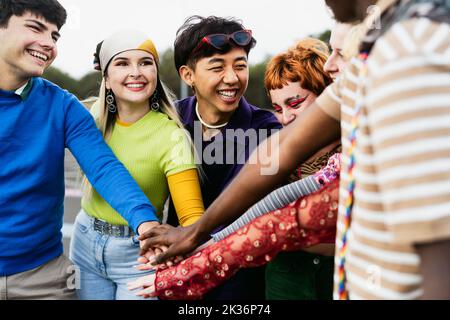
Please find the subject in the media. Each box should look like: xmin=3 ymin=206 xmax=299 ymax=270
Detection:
xmin=0 ymin=0 xmax=160 ymax=299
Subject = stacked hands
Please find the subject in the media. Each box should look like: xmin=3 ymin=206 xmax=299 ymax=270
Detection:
xmin=129 ymin=223 xmax=199 ymax=298
xmin=129 ymin=154 xmax=341 ymax=299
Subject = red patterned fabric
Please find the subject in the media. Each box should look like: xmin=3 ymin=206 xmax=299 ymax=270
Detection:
xmin=154 ymin=179 xmax=340 ymax=300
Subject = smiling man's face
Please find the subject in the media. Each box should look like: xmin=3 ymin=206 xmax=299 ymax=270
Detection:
xmin=0 ymin=12 xmax=59 ymax=86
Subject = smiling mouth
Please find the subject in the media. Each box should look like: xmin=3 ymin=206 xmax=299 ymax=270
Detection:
xmin=218 ymin=89 xmax=238 ymax=99
xmin=27 ymin=49 xmax=49 ymax=62
xmin=126 ymin=83 xmax=145 ymax=89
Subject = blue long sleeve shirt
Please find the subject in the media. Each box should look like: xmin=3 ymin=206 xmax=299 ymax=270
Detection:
xmin=0 ymin=78 xmax=158 ymax=276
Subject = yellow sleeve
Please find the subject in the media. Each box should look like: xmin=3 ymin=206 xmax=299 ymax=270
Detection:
xmin=167 ymin=169 xmax=205 ymax=227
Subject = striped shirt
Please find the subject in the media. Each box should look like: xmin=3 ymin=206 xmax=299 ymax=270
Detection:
xmin=315 ymin=1 xmax=450 ymax=299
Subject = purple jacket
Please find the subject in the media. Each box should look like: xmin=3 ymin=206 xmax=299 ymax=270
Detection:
xmin=176 ymin=96 xmax=282 ymax=209
xmin=172 ymin=96 xmax=281 ymax=300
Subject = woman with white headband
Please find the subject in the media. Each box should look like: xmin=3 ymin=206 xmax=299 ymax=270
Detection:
xmin=69 ymin=30 xmax=205 ymax=300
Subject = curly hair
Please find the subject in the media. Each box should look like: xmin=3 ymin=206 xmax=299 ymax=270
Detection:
xmin=264 ymin=38 xmax=332 ymax=96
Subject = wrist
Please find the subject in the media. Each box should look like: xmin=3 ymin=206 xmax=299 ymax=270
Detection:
xmin=137 ymin=220 xmax=159 ymax=235
xmin=191 ymin=220 xmax=210 ymax=243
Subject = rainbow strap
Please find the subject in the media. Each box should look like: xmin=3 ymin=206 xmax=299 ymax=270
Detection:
xmin=337 ymin=52 xmax=369 ymax=300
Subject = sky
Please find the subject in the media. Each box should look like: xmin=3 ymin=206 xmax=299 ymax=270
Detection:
xmin=54 ymin=0 xmax=334 ymax=79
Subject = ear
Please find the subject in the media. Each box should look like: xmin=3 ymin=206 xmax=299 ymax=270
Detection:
xmin=105 ymin=77 xmax=111 ymax=90
xmin=179 ymin=65 xmax=195 ymax=87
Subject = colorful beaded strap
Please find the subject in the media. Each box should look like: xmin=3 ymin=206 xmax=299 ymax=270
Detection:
xmin=337 ymin=52 xmax=369 ymax=300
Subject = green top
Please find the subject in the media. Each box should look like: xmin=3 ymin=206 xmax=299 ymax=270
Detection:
xmin=82 ymin=110 xmax=196 ymax=225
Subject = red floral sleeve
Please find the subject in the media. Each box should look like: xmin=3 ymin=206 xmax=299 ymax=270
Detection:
xmin=154 ymin=179 xmax=339 ymax=300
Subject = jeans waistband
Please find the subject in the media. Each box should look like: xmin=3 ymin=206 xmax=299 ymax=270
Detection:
xmin=80 ymin=210 xmax=135 ymax=238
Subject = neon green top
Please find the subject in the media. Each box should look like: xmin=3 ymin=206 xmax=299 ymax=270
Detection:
xmin=81 ymin=110 xmax=196 ymax=225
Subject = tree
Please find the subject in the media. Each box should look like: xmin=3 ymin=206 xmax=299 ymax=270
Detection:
xmin=311 ymin=29 xmax=331 ymax=48
xmin=43 ymin=67 xmax=79 ymax=96
xmin=159 ymin=48 xmax=182 ymax=99
xmin=42 ymin=67 xmax=101 ymax=101
xmin=246 ymin=56 xmax=271 ymax=109
xmin=77 ymin=72 xmax=102 ymax=100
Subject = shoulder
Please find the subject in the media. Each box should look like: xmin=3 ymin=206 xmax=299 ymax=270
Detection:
xmin=175 ymin=96 xmax=195 ymax=113
xmin=152 ymin=112 xmax=183 ymax=133
xmin=38 ymin=78 xmax=78 ymax=102
xmin=175 ymin=97 xmax=196 ymax=126
xmin=34 ymin=78 xmax=87 ymax=116
xmin=369 ymin=18 xmax=450 ymax=67
xmin=37 ymin=78 xmax=87 ymax=112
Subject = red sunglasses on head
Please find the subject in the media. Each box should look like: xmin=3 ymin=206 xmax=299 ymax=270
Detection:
xmin=193 ymin=29 xmax=254 ymax=54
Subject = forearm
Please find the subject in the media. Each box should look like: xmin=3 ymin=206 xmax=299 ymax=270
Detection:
xmin=416 ymin=240 xmax=450 ymax=299
xmin=67 ymin=108 xmax=158 ymax=231
xmin=155 ymin=179 xmax=339 ymax=299
xmin=155 ymin=202 xmax=308 ymax=299
xmin=195 ymin=105 xmax=340 ymax=237
xmin=213 ymin=153 xmax=341 ymax=241
xmin=168 ymin=169 xmax=205 ymax=227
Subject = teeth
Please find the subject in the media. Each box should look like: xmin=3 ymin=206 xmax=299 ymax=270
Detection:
xmin=218 ymin=90 xmax=237 ymax=98
xmin=126 ymin=84 xmax=145 ymax=88
xmin=28 ymin=50 xmax=48 ymax=61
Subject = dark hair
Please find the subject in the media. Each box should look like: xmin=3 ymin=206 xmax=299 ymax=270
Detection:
xmin=174 ymin=15 xmax=256 ymax=73
xmin=0 ymin=0 xmax=67 ymax=30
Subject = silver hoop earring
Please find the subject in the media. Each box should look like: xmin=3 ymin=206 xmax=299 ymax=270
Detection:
xmin=106 ymin=89 xmax=117 ymax=113
xmin=151 ymin=89 xmax=160 ymax=112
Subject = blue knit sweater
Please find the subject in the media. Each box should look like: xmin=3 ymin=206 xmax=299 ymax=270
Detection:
xmin=0 ymin=78 xmax=158 ymax=276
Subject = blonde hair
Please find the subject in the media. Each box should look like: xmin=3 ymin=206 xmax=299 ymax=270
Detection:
xmin=341 ymin=23 xmax=367 ymax=61
xmin=82 ymin=76 xmax=203 ymax=199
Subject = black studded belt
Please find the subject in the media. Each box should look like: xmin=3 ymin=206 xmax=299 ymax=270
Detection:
xmin=93 ymin=218 xmax=135 ymax=237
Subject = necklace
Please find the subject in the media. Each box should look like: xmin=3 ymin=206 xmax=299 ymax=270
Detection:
xmin=337 ymin=52 xmax=369 ymax=300
xmin=195 ymin=103 xmax=229 ymax=129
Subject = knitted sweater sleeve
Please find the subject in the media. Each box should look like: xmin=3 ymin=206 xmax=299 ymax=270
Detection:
xmin=64 ymin=97 xmax=159 ymax=231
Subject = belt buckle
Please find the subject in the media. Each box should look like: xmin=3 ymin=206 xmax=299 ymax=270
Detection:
xmin=93 ymin=218 xmax=132 ymax=237
xmin=93 ymin=219 xmax=102 ymax=233
xmin=94 ymin=219 xmax=110 ymax=235
xmin=111 ymin=226 xmax=122 ymax=237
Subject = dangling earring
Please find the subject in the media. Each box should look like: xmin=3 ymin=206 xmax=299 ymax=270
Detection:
xmin=106 ymin=89 xmax=117 ymax=113
xmin=151 ymin=89 xmax=160 ymax=112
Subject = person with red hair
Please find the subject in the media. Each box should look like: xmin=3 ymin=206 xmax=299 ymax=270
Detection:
xmin=261 ymin=38 xmax=341 ymax=300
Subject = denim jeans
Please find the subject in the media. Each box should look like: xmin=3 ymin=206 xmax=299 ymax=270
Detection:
xmin=69 ymin=210 xmax=156 ymax=300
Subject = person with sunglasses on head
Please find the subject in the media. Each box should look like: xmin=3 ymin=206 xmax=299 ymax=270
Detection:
xmin=140 ymin=15 xmax=281 ymax=300
xmin=263 ymin=38 xmax=342 ymax=300
xmin=69 ymin=30 xmax=205 ymax=300
xmin=0 ymin=0 xmax=161 ymax=300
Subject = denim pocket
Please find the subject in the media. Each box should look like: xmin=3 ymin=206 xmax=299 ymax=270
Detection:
xmin=74 ymin=213 xmax=91 ymax=234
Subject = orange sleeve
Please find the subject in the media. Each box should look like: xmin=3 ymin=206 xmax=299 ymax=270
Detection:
xmin=167 ymin=169 xmax=205 ymax=226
